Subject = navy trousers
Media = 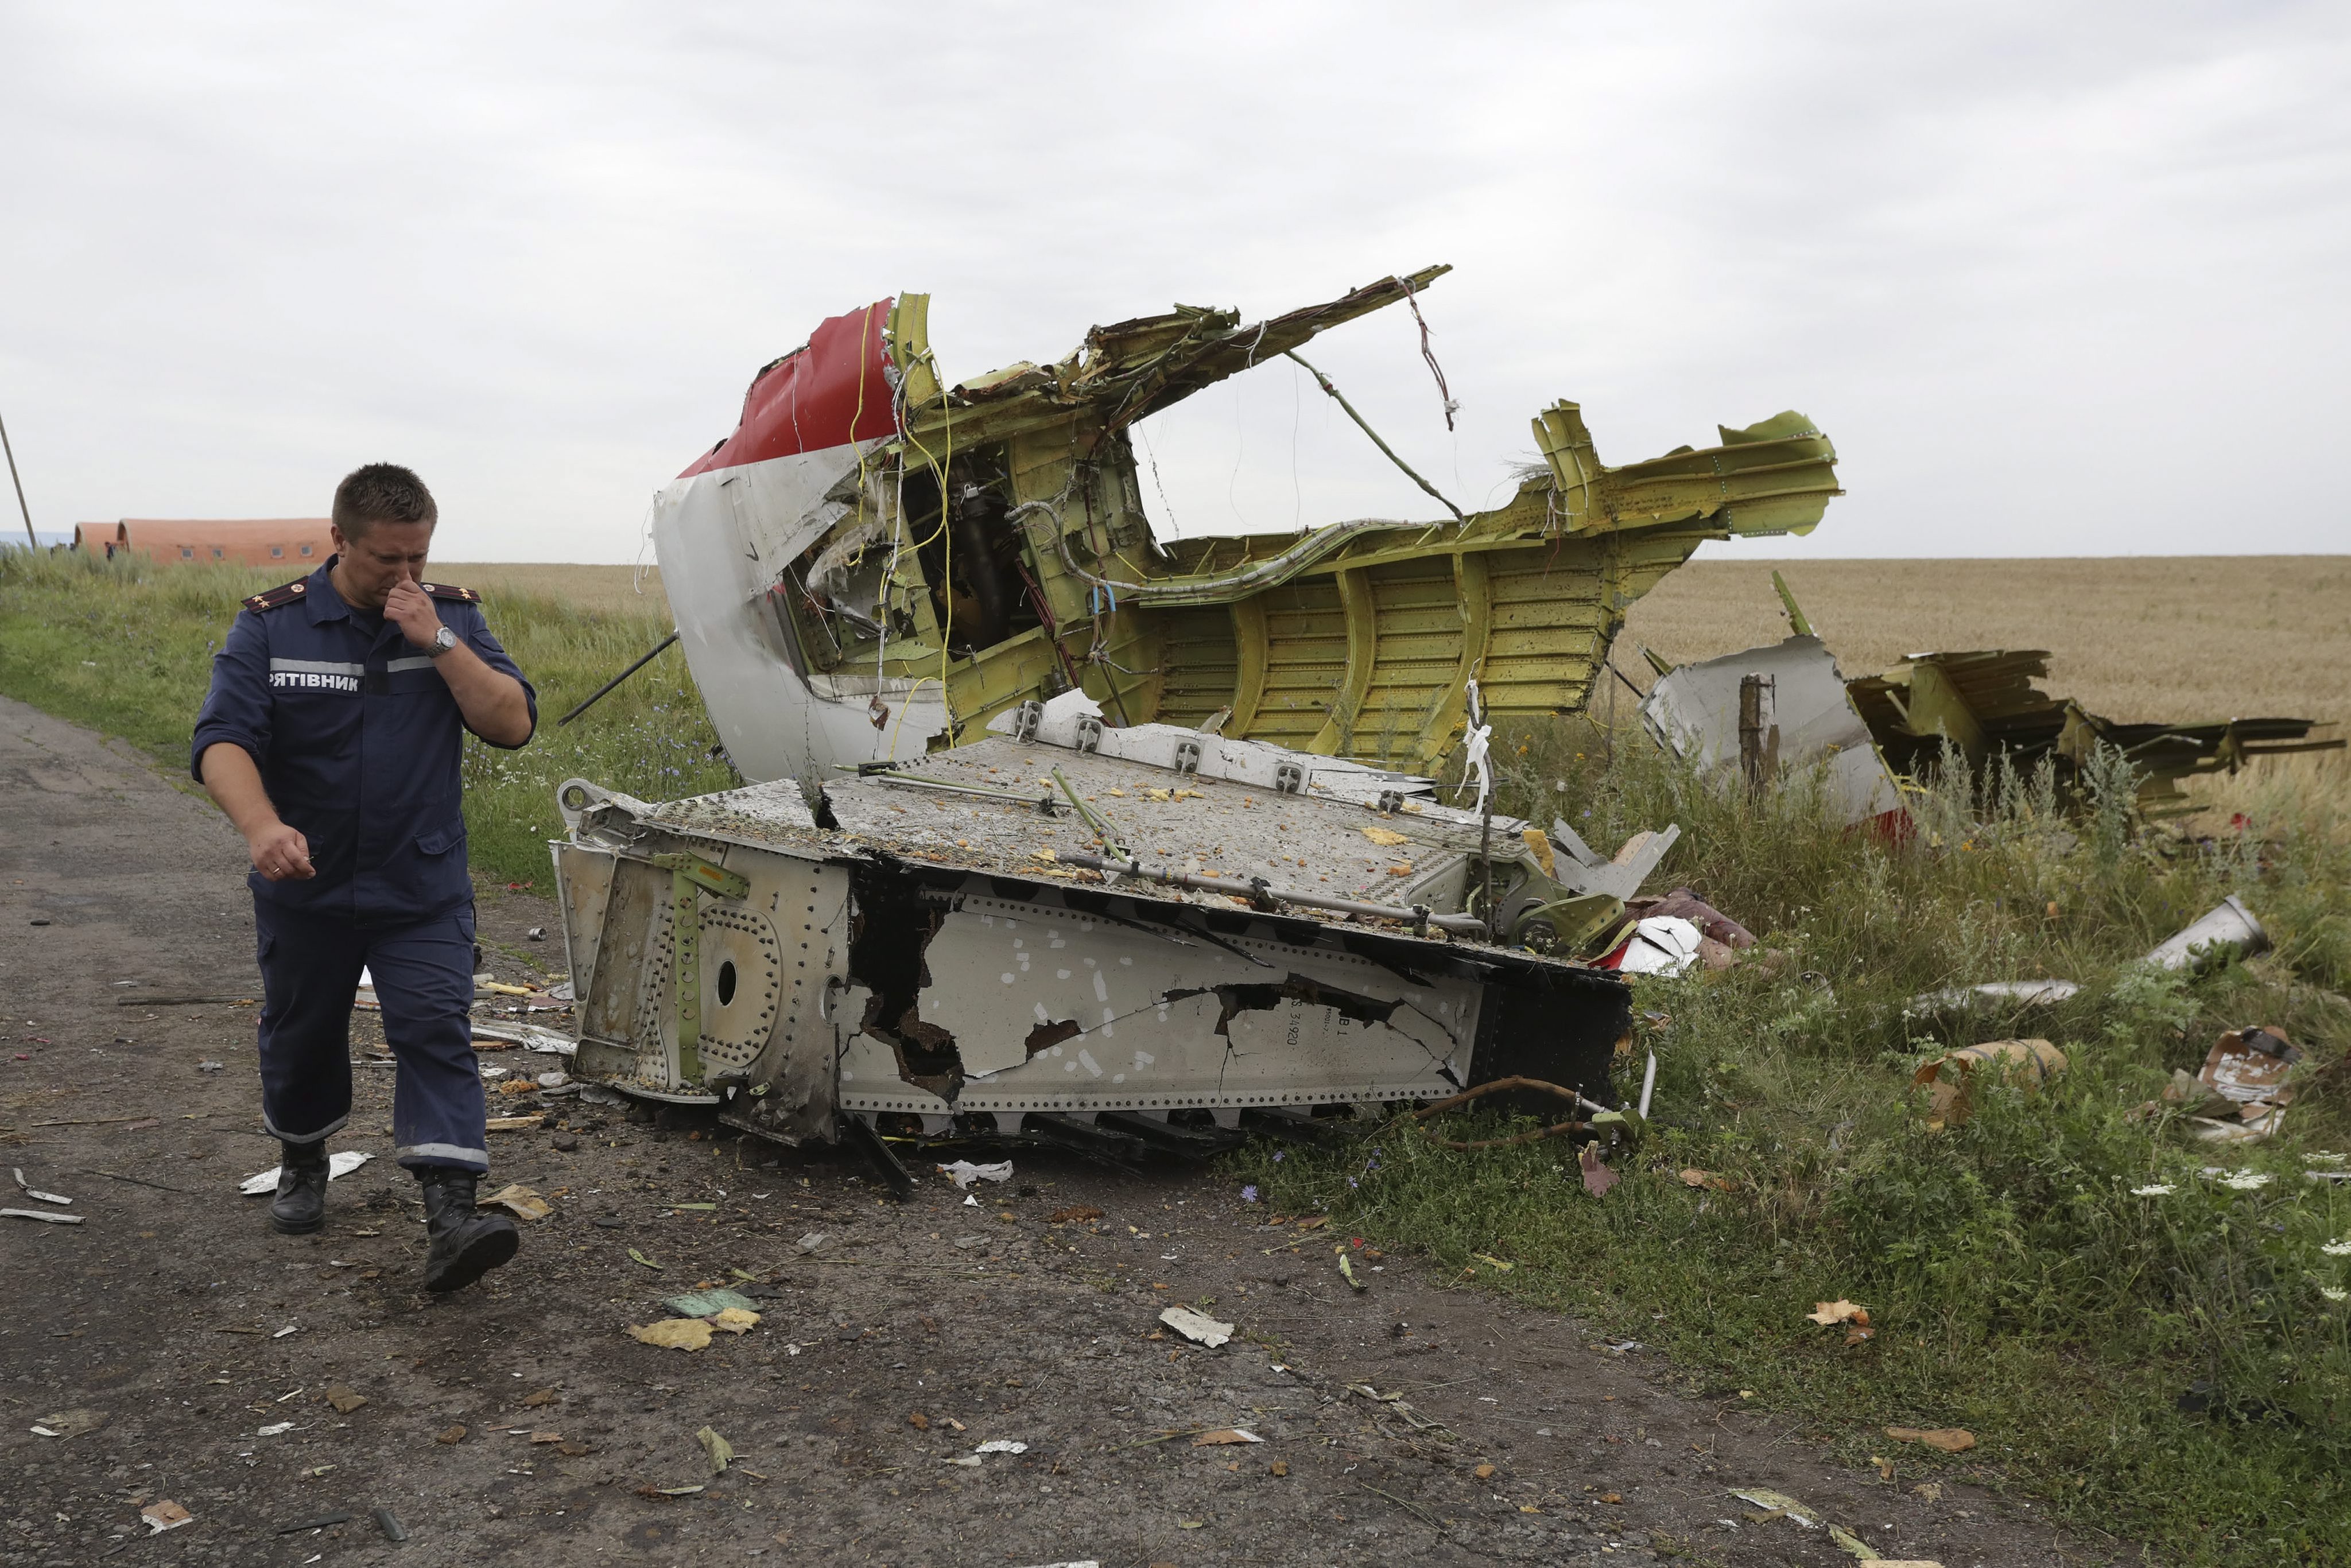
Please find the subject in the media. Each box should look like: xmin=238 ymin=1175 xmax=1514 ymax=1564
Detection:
xmin=253 ymin=899 xmax=488 ymax=1173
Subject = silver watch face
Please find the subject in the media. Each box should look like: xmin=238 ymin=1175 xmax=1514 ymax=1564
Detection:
xmin=432 ymin=626 xmax=457 ymax=654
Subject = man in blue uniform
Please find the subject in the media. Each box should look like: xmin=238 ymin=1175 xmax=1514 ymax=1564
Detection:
xmin=192 ymin=463 xmax=538 ymax=1293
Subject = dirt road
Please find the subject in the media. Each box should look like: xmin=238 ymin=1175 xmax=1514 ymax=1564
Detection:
xmin=0 ymin=695 xmax=2104 ymax=1567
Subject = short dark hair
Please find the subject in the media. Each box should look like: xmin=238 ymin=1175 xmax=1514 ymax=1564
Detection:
xmin=332 ymin=463 xmax=438 ymax=537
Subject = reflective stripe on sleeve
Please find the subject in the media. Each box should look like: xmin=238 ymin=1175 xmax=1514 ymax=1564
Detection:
xmin=268 ymin=659 xmax=366 ymax=677
xmin=385 ymin=656 xmax=438 ymax=673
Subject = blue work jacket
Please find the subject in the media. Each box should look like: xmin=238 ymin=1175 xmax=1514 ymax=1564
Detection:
xmin=191 ymin=558 xmax=537 ymax=925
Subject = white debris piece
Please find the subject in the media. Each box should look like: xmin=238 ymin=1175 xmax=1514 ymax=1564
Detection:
xmin=1615 ymin=916 xmax=1704 ymax=977
xmin=1158 ymin=1305 xmax=1235 ymax=1349
xmin=13 ymin=1168 xmax=71 ymax=1205
xmin=937 ymin=1160 xmax=1014 ymax=1190
xmin=257 ymin=1422 xmax=294 ymax=1437
xmin=3 ymin=1208 xmax=85 ymax=1225
xmin=974 ymin=1439 xmax=1028 ymax=1454
xmin=240 ymin=1150 xmax=372 ymax=1195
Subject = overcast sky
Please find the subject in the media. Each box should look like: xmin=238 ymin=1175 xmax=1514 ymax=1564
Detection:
xmin=4 ymin=2 xmax=2346 ymax=562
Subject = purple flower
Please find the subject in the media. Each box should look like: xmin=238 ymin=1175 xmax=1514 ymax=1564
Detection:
xmin=1348 ymin=1177 xmax=1360 ymax=1188
xmin=1272 ymin=1150 xmax=1285 ymax=1162
xmin=1242 ymin=1185 xmax=1260 ymax=1204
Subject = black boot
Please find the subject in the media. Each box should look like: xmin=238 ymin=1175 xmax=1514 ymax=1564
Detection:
xmin=269 ymin=1140 xmax=330 ymax=1236
xmin=416 ymin=1168 xmax=518 ymax=1294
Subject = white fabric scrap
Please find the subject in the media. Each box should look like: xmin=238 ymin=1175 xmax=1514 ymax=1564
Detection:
xmin=937 ymin=1160 xmax=1013 ymax=1190
xmin=240 ymin=1150 xmax=373 ymax=1195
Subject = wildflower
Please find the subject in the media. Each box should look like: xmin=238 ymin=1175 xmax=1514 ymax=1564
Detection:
xmin=1241 ymin=1185 xmax=1259 ymax=1204
xmin=2131 ymin=1184 xmax=2175 ymax=1196
xmin=1347 ymin=1177 xmax=1359 ymax=1189
xmin=1271 ymin=1150 xmax=1284 ymax=1163
xmin=2322 ymin=1239 xmax=2351 ymax=1257
xmin=2218 ymin=1171 xmax=2272 ymax=1191
xmin=2323 ymin=1287 xmax=2349 ymax=1303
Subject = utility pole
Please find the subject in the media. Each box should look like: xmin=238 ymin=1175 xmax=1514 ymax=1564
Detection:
xmin=1 ymin=409 xmax=33 ymax=550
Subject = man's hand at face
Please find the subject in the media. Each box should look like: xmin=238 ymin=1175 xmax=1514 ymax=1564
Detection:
xmin=384 ymin=580 xmax=443 ymax=649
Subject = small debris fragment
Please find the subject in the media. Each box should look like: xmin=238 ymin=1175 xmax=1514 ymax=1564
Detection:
xmin=627 ymin=1248 xmax=664 ymax=1270
xmin=141 ymin=1500 xmax=194 ymax=1534
xmin=520 ymin=1388 xmax=558 ymax=1407
xmin=1049 ymin=1205 xmax=1104 ymax=1224
xmin=1884 ymin=1425 xmax=1976 ymax=1453
xmin=794 ymin=1231 xmax=828 ymax=1255
xmin=628 ymin=1318 xmax=715 ymax=1352
xmin=1191 ymin=1429 xmax=1263 ymax=1446
xmin=31 ymin=1408 xmax=105 ymax=1438
xmin=197 ymin=1059 xmax=224 ymax=1072
xmin=479 ymin=1184 xmax=551 ymax=1221
xmin=258 ymin=1420 xmax=294 ymax=1436
xmin=1473 ymin=1462 xmax=1496 ymax=1481
xmin=975 ymin=1439 xmax=1028 ymax=1454
xmin=371 ymin=1508 xmax=409 ymax=1542
xmin=436 ymin=1424 xmax=467 ymax=1444
xmin=527 ymin=926 xmax=548 ymax=941
xmin=11 ymin=1168 xmax=71 ymax=1205
xmin=239 ymin=1150 xmax=371 ymax=1195
xmin=1578 ymin=1145 xmax=1619 ymax=1198
xmin=696 ymin=1425 xmax=734 ymax=1473
xmin=709 ymin=1307 xmax=760 ymax=1334
xmin=3 ymin=1207 xmax=85 ymax=1224
xmin=665 ymin=1288 xmax=758 ymax=1317
xmin=1158 ymin=1305 xmax=1235 ymax=1348
xmin=323 ymin=1385 xmax=368 ymax=1414
xmin=937 ymin=1160 xmax=1014 ymax=1190
xmin=1807 ymin=1299 xmax=1874 ymax=1345
xmin=277 ymin=1511 xmax=354 ymax=1535
xmin=1337 ymin=1253 xmax=1367 ymax=1291
xmin=1270 ymin=1460 xmax=1290 ymax=1476
xmin=909 ymin=1412 xmax=931 ymax=1430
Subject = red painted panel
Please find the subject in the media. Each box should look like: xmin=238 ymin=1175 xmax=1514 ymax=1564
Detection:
xmin=679 ymin=299 xmax=899 ymax=478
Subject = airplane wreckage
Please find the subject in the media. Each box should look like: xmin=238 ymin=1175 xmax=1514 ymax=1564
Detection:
xmin=1638 ymin=575 xmax=2342 ymax=828
xmin=549 ymin=265 xmax=1846 ymax=1175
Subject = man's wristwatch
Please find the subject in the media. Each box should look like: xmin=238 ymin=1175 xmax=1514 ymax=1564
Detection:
xmin=425 ymin=625 xmax=459 ymax=659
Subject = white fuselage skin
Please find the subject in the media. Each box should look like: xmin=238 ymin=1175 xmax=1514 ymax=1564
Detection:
xmin=654 ymin=441 xmax=948 ymax=786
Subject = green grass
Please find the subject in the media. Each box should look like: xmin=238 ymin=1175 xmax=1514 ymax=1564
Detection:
xmin=1244 ymin=731 xmax=2351 ymax=1564
xmin=8 ymin=549 xmax=2350 ymax=1560
xmin=0 ymin=549 xmax=738 ymax=887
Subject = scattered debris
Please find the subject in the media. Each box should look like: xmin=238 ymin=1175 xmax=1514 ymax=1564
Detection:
xmin=1578 ymin=1145 xmax=1620 ymax=1198
xmin=696 ymin=1426 xmax=734 ymax=1474
xmin=793 ymin=1231 xmax=828 ymax=1255
xmin=520 ymin=1388 xmax=558 ymax=1408
xmin=627 ymin=1248 xmax=663 ymax=1270
xmin=371 ymin=1508 xmax=409 ymax=1542
xmin=1049 ymin=1205 xmax=1104 ymax=1224
xmin=1906 ymin=979 xmax=2082 ymax=1015
xmin=1191 ymin=1429 xmax=1264 ymax=1446
xmin=1914 ymin=1039 xmax=2068 ymax=1129
xmin=1158 ymin=1305 xmax=1234 ymax=1349
xmin=257 ymin=1420 xmax=294 ymax=1437
xmin=435 ymin=1424 xmax=467 ymax=1445
xmin=141 ymin=1500 xmax=195 ymax=1535
xmin=197 ymin=1059 xmax=223 ymax=1072
xmin=1807 ymin=1299 xmax=1874 ymax=1345
xmin=277 ymin=1512 xmax=354 ymax=1535
xmin=975 ymin=1439 xmax=1028 ymax=1455
xmin=2146 ymin=896 xmax=2269 ymax=972
xmin=479 ymin=1184 xmax=552 ymax=1221
xmin=1731 ymin=1487 xmax=1823 ymax=1526
xmin=1604 ymin=915 xmax=1704 ymax=977
xmin=239 ymin=1149 xmax=370 ymax=1195
xmin=1847 ymin=645 xmax=2338 ymax=818
xmin=3 ymin=1207 xmax=84 ymax=1225
xmin=30 ymin=1408 xmax=106 ymax=1438
xmin=12 ymin=1167 xmax=71 ymax=1205
xmin=1337 ymin=1253 xmax=1367 ymax=1291
xmin=322 ymin=1385 xmax=368 ymax=1414
xmin=666 ymin=1288 xmax=758 ymax=1317
xmin=527 ymin=926 xmax=548 ymax=941
xmin=485 ymin=1113 xmax=545 ymax=1132
xmin=1642 ymin=631 xmax=1904 ymax=830
xmin=627 ymin=1319 xmax=714 ymax=1352
xmin=1884 ymin=1425 xmax=1976 ymax=1453
xmin=937 ymin=1161 xmax=1014 ymax=1190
